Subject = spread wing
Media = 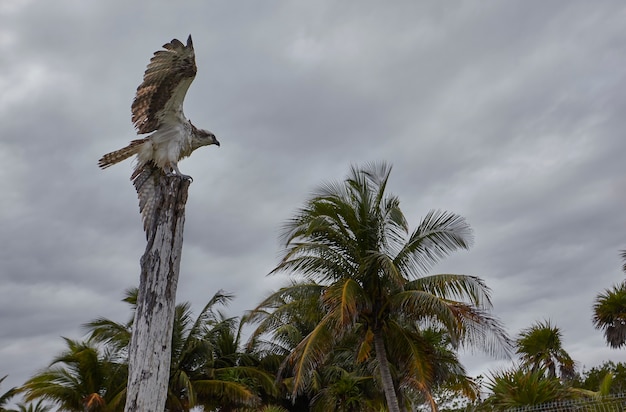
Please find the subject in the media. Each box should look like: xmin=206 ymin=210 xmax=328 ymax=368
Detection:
xmin=131 ymin=35 xmax=197 ymax=134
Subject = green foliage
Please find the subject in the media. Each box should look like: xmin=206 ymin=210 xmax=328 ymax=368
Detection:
xmin=251 ymin=162 xmax=511 ymax=412
xmin=20 ymin=290 xmax=278 ymax=412
xmin=20 ymin=339 xmax=126 ymax=412
xmin=310 ymin=366 xmax=378 ymax=412
xmin=485 ymin=368 xmax=573 ymax=408
xmin=578 ymin=361 xmax=626 ymax=395
xmin=516 ymin=320 xmax=575 ymax=379
xmin=13 ymin=400 xmax=53 ymax=412
xmin=593 ymin=282 xmax=626 ymax=348
xmin=592 ymin=250 xmax=626 ymax=348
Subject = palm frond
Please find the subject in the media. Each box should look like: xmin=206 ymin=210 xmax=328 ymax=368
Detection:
xmin=84 ymin=317 xmax=131 ymax=351
xmin=121 ymin=287 xmax=138 ymax=306
xmin=272 ymin=244 xmax=356 ymax=282
xmin=323 ymin=278 xmax=369 ymax=327
xmin=391 ymin=290 xmax=464 ymax=344
xmin=193 ymin=379 xmax=259 ymax=407
xmin=244 ymin=282 xmax=324 ymax=351
xmin=0 ymin=375 xmax=18 ymax=407
xmin=215 ymin=366 xmax=278 ymax=396
xmin=385 ymin=321 xmax=435 ymax=389
xmin=406 ymin=274 xmax=493 ymax=308
xmin=364 ymin=251 xmax=406 ymax=288
xmin=282 ymin=316 xmax=336 ymax=397
xmin=391 ymin=291 xmax=512 ymax=358
xmin=395 ymin=210 xmax=473 ymax=277
xmin=13 ymin=399 xmax=54 ymax=412
xmin=448 ymin=303 xmax=513 ymax=358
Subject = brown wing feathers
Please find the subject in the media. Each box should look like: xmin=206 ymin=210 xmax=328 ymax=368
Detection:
xmin=131 ymin=35 xmax=197 ymax=134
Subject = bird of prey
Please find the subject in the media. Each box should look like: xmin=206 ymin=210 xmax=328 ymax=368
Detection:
xmin=98 ymin=35 xmax=219 ymax=231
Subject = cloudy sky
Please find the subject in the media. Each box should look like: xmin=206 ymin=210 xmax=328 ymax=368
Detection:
xmin=1 ymin=0 xmax=625 ymax=399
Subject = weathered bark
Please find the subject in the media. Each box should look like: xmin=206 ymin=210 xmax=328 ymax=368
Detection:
xmin=125 ymin=176 xmax=190 ymax=412
xmin=373 ymin=327 xmax=401 ymax=412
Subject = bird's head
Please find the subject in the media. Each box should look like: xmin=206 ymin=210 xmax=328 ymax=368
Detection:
xmin=194 ymin=129 xmax=220 ymax=148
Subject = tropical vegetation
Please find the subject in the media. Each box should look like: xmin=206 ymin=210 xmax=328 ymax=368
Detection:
xmin=593 ymin=250 xmax=626 ymax=348
xmin=3 ymin=163 xmax=625 ymax=411
xmin=485 ymin=367 xmax=573 ymax=409
xmin=516 ymin=320 xmax=575 ymax=380
xmin=246 ymin=162 xmax=511 ymax=412
xmin=20 ymin=338 xmax=126 ymax=411
xmin=575 ymin=361 xmax=626 ymax=395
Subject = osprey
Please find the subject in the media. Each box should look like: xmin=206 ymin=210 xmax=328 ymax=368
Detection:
xmin=99 ymin=35 xmax=219 ymax=176
xmin=98 ymin=35 xmax=219 ymax=231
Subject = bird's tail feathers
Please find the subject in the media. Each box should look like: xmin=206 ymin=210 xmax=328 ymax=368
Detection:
xmin=98 ymin=138 xmax=148 ymax=169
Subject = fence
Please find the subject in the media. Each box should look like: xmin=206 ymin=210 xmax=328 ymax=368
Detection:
xmin=505 ymin=393 xmax=626 ymax=412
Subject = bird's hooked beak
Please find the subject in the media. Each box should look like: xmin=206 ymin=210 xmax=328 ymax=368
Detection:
xmin=203 ymin=130 xmax=219 ymax=147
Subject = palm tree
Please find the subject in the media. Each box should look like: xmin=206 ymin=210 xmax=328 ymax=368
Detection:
xmin=593 ymin=250 xmax=626 ymax=348
xmin=20 ymin=338 xmax=126 ymax=411
xmin=264 ymin=162 xmax=511 ymax=412
xmin=516 ymin=320 xmax=575 ymax=379
xmin=86 ymin=289 xmax=275 ymax=412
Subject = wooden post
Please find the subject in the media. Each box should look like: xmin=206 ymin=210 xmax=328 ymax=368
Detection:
xmin=124 ymin=175 xmax=190 ymax=412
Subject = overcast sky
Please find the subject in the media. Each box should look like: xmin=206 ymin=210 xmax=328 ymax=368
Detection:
xmin=1 ymin=0 xmax=625 ymax=401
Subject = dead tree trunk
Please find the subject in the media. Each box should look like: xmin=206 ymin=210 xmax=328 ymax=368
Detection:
xmin=125 ymin=175 xmax=190 ymax=412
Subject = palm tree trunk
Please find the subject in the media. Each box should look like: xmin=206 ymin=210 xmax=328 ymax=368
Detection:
xmin=125 ymin=176 xmax=190 ymax=412
xmin=373 ymin=327 xmax=401 ymax=412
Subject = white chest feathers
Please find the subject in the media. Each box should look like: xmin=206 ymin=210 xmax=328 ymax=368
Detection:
xmin=136 ymin=122 xmax=192 ymax=170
